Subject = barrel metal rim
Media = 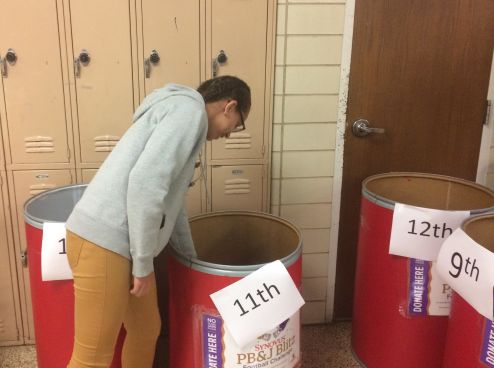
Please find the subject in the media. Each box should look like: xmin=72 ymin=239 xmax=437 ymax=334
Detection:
xmin=461 ymin=212 xmax=494 ymax=230
xmin=171 ymin=210 xmax=303 ymax=277
xmin=23 ymin=184 xmax=88 ymax=229
xmin=362 ymin=172 xmax=494 ymax=213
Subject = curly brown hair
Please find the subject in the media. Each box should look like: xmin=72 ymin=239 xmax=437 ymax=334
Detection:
xmin=197 ymin=76 xmax=251 ymax=118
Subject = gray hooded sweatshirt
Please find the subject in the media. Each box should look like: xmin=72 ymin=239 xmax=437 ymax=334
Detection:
xmin=66 ymin=84 xmax=208 ymax=277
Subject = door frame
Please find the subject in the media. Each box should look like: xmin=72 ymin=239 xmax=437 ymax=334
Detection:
xmin=476 ymin=53 xmax=494 ymax=185
xmin=325 ymin=0 xmax=494 ymax=321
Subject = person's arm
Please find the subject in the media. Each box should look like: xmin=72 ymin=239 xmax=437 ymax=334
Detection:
xmin=127 ymin=100 xmax=205 ymax=278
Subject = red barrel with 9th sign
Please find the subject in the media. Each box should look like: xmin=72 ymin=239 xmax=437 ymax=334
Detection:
xmin=352 ymin=173 xmax=494 ymax=368
xmin=442 ymin=214 xmax=494 ymax=367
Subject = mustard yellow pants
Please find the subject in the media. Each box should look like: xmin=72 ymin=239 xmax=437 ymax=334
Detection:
xmin=66 ymin=231 xmax=161 ymax=368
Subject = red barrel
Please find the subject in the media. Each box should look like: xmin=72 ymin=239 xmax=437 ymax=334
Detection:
xmin=352 ymin=173 xmax=494 ymax=368
xmin=168 ymin=211 xmax=303 ymax=368
xmin=442 ymin=214 xmax=494 ymax=367
xmin=24 ymin=185 xmax=123 ymax=368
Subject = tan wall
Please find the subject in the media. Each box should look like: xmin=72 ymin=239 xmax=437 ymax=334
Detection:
xmin=272 ymin=0 xmax=346 ymax=324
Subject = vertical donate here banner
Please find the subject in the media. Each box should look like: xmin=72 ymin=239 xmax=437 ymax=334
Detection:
xmin=202 ymin=314 xmax=223 ymax=368
xmin=408 ymin=258 xmax=430 ymax=316
xmin=389 ymin=203 xmax=470 ymax=261
xmin=481 ymin=317 xmax=494 ymax=367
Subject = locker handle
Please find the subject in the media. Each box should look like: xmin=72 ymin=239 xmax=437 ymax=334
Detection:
xmin=74 ymin=49 xmax=90 ymax=78
xmin=0 ymin=57 xmax=6 ymax=77
xmin=0 ymin=48 xmax=16 ymax=77
xmin=212 ymin=50 xmax=228 ymax=77
xmin=145 ymin=50 xmax=160 ymax=78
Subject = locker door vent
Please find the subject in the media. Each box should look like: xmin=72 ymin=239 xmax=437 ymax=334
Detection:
xmin=224 ymin=132 xmax=251 ymax=149
xmin=29 ymin=183 xmax=56 ymax=196
xmin=94 ymin=135 xmax=120 ymax=152
xmin=224 ymin=178 xmax=250 ymax=194
xmin=25 ymin=136 xmax=55 ymax=153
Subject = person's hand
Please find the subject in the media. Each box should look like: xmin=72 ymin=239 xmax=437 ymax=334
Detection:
xmin=130 ymin=272 xmax=155 ymax=298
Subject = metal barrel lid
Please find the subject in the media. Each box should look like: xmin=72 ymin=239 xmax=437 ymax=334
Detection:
xmin=24 ymin=184 xmax=87 ymax=229
xmin=362 ymin=172 xmax=494 ymax=214
xmin=171 ymin=211 xmax=303 ymax=277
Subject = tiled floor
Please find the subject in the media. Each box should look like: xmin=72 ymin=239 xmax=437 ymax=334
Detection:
xmin=0 ymin=322 xmax=360 ymax=367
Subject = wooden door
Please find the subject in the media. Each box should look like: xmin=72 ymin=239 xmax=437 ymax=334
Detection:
xmin=335 ymin=0 xmax=494 ymax=318
xmin=140 ymin=0 xmax=200 ymax=94
xmin=69 ymin=0 xmax=134 ymax=164
xmin=209 ymin=0 xmax=268 ymax=160
xmin=0 ymin=1 xmax=69 ymax=165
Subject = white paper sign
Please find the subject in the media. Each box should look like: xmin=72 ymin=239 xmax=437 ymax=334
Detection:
xmin=41 ymin=223 xmax=73 ymax=281
xmin=209 ymin=260 xmax=305 ymax=349
xmin=436 ymin=228 xmax=494 ymax=320
xmin=389 ymin=203 xmax=469 ymax=261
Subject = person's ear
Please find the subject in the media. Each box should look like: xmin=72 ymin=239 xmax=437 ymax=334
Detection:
xmin=224 ymin=100 xmax=238 ymax=114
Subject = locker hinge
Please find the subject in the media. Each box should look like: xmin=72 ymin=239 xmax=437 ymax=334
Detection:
xmin=261 ymin=145 xmax=265 ymax=156
xmin=67 ymin=148 xmax=71 ymax=161
xmin=0 ymin=174 xmax=3 ymax=187
xmin=485 ymin=100 xmax=492 ymax=125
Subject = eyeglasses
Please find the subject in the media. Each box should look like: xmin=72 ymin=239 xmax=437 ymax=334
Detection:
xmin=231 ymin=109 xmax=246 ymax=133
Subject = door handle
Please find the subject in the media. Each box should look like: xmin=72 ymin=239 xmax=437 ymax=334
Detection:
xmin=352 ymin=119 xmax=385 ymax=137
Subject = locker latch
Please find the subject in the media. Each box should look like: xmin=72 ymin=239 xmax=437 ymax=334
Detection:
xmin=21 ymin=250 xmax=28 ymax=267
xmin=212 ymin=50 xmax=228 ymax=77
xmin=145 ymin=49 xmax=160 ymax=78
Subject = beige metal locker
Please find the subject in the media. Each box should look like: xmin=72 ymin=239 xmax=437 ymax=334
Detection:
xmin=0 ymin=1 xmax=70 ymax=165
xmin=68 ymin=0 xmax=135 ymax=164
xmin=211 ymin=165 xmax=264 ymax=211
xmin=209 ymin=0 xmax=269 ymax=160
xmin=139 ymin=0 xmax=201 ymax=95
xmin=0 ymin=171 xmax=22 ymax=346
xmin=9 ymin=169 xmax=74 ymax=341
